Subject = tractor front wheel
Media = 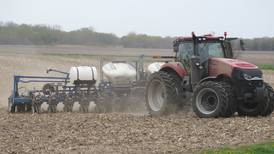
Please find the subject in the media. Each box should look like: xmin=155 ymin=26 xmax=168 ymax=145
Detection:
xmin=192 ymin=81 xmax=232 ymax=118
xmin=237 ymin=82 xmax=274 ymax=117
xmin=261 ymin=83 xmax=274 ymax=116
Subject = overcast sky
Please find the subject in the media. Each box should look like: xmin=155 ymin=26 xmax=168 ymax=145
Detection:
xmin=1 ymin=0 xmax=273 ymax=38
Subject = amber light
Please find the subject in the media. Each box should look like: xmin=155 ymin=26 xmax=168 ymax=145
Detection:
xmin=224 ymin=32 xmax=227 ymax=39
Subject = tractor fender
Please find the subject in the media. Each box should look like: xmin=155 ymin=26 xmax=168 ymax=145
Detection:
xmin=160 ymin=62 xmax=187 ymax=77
xmin=198 ymin=74 xmax=232 ymax=85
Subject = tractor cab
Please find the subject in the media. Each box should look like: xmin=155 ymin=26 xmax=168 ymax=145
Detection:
xmin=172 ymin=33 xmax=239 ymax=88
xmin=173 ymin=33 xmax=234 ymax=76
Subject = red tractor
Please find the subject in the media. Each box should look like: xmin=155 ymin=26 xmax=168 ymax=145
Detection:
xmin=145 ymin=33 xmax=274 ymax=118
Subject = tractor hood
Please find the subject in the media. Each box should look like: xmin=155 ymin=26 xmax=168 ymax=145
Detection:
xmin=208 ymin=57 xmax=261 ymax=78
xmin=211 ymin=58 xmax=258 ymax=69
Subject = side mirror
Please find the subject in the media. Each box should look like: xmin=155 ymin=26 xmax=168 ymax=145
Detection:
xmin=173 ymin=45 xmax=178 ymax=52
xmin=240 ymin=40 xmax=245 ymax=51
xmin=223 ymin=42 xmax=234 ymax=58
xmin=228 ymin=39 xmax=245 ymax=58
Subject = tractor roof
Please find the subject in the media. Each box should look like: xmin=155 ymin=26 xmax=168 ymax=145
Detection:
xmin=174 ymin=34 xmax=224 ymax=43
xmin=173 ymin=33 xmax=238 ymax=47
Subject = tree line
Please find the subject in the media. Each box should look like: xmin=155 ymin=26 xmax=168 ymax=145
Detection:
xmin=0 ymin=22 xmax=273 ymax=51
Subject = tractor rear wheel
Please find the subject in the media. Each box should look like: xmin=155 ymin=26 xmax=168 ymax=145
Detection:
xmin=192 ymin=81 xmax=232 ymax=118
xmin=145 ymin=71 xmax=182 ymax=116
xmin=237 ymin=82 xmax=274 ymax=117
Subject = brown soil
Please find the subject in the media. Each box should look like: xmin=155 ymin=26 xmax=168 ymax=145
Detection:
xmin=0 ymin=111 xmax=273 ymax=154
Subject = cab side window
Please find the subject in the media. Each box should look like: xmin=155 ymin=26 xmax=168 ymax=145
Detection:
xmin=177 ymin=43 xmax=194 ymax=61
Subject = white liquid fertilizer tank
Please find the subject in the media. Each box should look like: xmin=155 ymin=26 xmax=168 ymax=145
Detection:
xmin=69 ymin=66 xmax=98 ymax=84
xmin=102 ymin=63 xmax=136 ymax=83
xmin=147 ymin=62 xmax=165 ymax=74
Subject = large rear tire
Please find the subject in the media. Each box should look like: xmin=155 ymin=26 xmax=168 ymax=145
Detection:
xmin=145 ymin=71 xmax=182 ymax=116
xmin=192 ymin=81 xmax=232 ymax=118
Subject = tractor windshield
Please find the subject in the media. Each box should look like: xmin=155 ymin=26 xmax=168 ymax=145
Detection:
xmin=176 ymin=41 xmax=226 ymax=68
xmin=198 ymin=42 xmax=225 ymax=63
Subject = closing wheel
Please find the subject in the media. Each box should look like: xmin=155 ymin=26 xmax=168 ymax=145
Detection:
xmin=193 ymin=81 xmax=231 ymax=118
xmin=48 ymin=104 xmax=57 ymax=113
xmin=8 ymin=96 xmax=15 ymax=113
xmin=95 ymin=93 xmax=113 ymax=113
xmin=32 ymin=95 xmax=42 ymax=113
xmin=33 ymin=103 xmax=42 ymax=113
xmin=64 ymin=95 xmax=74 ymax=112
xmin=145 ymin=71 xmax=182 ymax=116
xmin=94 ymin=97 xmax=112 ymax=113
xmin=48 ymin=101 xmax=57 ymax=113
xmin=64 ymin=102 xmax=74 ymax=112
xmin=79 ymin=102 xmax=89 ymax=112
xmin=94 ymin=103 xmax=105 ymax=113
xmin=17 ymin=104 xmax=26 ymax=112
xmin=94 ymin=101 xmax=109 ymax=113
